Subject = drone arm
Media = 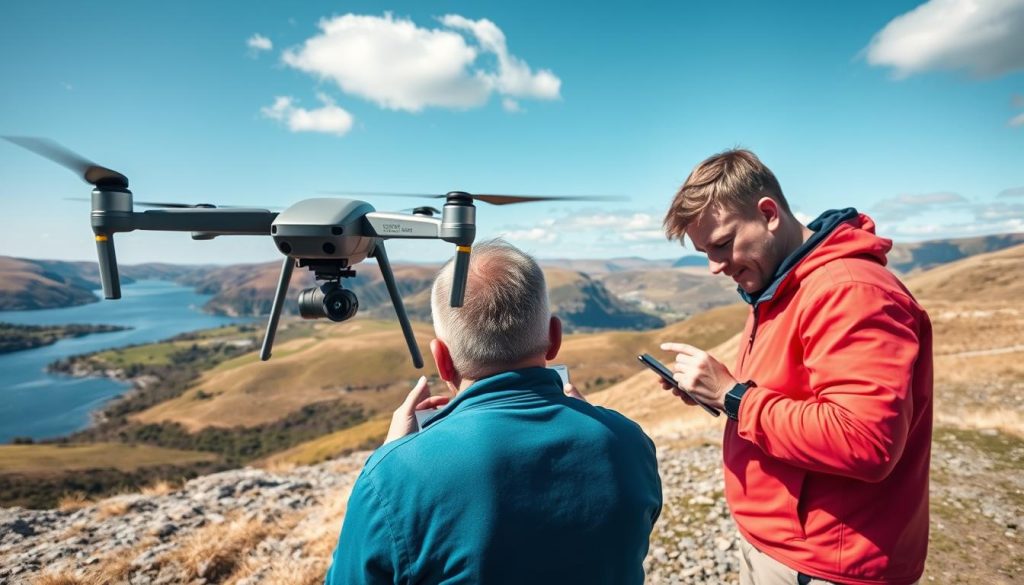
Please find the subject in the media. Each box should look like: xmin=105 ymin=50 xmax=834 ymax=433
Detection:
xmin=130 ymin=208 xmax=276 ymax=235
xmin=363 ymin=212 xmax=441 ymax=239
xmin=373 ymin=241 xmax=424 ymax=369
xmin=260 ymin=256 xmax=294 ymax=361
xmin=94 ymin=232 xmax=122 ymax=299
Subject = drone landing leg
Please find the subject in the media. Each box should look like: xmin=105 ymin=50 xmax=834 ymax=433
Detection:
xmin=373 ymin=241 xmax=424 ymax=368
xmin=260 ymin=257 xmax=294 ymax=361
xmin=94 ymin=232 xmax=122 ymax=299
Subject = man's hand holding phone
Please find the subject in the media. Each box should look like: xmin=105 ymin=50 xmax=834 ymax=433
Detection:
xmin=385 ymin=376 xmax=452 ymax=444
xmin=656 ymin=342 xmax=741 ymax=414
xmin=638 ymin=353 xmax=720 ymax=417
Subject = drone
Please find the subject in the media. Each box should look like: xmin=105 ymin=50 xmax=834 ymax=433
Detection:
xmin=4 ymin=137 xmax=622 ymax=368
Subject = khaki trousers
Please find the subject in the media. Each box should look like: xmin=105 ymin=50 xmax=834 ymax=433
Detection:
xmin=738 ymin=536 xmax=918 ymax=585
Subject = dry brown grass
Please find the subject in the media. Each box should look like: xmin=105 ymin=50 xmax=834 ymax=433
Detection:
xmin=0 ymin=443 xmax=217 ymax=475
xmin=230 ymin=558 xmax=331 ymax=585
xmin=31 ymin=543 xmax=141 ymax=585
xmin=258 ymin=417 xmax=389 ymax=468
xmin=94 ymin=497 xmax=131 ymax=519
xmin=140 ymin=478 xmax=179 ymax=497
xmin=165 ymin=511 xmax=299 ymax=582
xmin=30 ymin=574 xmax=83 ymax=585
xmin=907 ymin=243 xmax=1024 ymax=303
xmin=56 ymin=492 xmax=90 ymax=512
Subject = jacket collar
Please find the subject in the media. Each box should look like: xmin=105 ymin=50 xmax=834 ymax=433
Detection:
xmin=422 ymin=366 xmax=563 ymax=428
xmin=739 ymin=207 xmax=860 ymax=307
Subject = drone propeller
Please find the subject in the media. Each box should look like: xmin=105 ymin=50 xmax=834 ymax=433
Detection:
xmin=63 ymin=197 xmax=277 ymax=210
xmin=320 ymin=191 xmax=627 ymax=206
xmin=64 ymin=197 xmax=212 ymax=209
xmin=3 ymin=136 xmax=129 ymax=189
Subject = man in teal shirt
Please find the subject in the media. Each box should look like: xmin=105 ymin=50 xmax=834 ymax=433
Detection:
xmin=325 ymin=240 xmax=662 ymax=584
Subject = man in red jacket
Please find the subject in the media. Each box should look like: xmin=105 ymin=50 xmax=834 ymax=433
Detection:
xmin=659 ymin=149 xmax=932 ymax=585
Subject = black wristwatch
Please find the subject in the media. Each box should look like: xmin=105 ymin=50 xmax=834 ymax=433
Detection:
xmin=724 ymin=380 xmax=756 ymax=421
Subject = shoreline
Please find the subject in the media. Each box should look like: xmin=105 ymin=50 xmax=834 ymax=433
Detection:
xmin=0 ymin=323 xmax=132 ymax=355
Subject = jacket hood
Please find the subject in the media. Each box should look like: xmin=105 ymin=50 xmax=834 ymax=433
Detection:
xmin=741 ymin=208 xmax=893 ymax=306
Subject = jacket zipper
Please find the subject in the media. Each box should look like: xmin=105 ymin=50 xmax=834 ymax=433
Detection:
xmin=739 ymin=304 xmax=761 ymax=373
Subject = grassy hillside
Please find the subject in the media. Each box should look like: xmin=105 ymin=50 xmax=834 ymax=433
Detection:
xmin=259 ymin=417 xmax=391 ymax=467
xmin=257 ymin=303 xmax=749 ymax=466
xmin=0 ymin=256 xmax=100 ymax=310
xmin=0 ymin=443 xmax=216 ymax=475
xmin=132 ymin=320 xmax=435 ymax=430
xmin=906 ymin=243 xmax=1024 ymax=305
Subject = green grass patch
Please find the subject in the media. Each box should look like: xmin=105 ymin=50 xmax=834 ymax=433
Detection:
xmin=92 ymin=341 xmax=184 ymax=367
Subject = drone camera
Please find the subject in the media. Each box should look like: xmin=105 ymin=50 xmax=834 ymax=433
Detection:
xmin=297 ymin=282 xmax=359 ymax=322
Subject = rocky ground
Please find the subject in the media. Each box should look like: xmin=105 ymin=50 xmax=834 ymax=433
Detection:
xmin=2 ymin=424 xmax=1020 ymax=584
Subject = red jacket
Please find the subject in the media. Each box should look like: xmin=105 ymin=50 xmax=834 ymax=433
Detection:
xmin=726 ymin=212 xmax=933 ymax=584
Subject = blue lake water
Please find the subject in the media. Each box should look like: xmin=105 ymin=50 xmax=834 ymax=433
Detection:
xmin=0 ymin=281 xmax=250 ymax=443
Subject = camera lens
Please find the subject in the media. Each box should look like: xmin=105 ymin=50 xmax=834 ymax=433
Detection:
xmin=297 ymin=283 xmax=358 ymax=322
xmin=323 ymin=287 xmax=358 ymax=321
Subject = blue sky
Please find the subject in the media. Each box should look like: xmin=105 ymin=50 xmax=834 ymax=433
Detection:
xmin=1 ymin=0 xmax=1022 ymax=265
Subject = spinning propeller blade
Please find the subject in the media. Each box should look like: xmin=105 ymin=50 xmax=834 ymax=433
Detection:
xmin=319 ymin=191 xmax=627 ymax=205
xmin=3 ymin=136 xmax=129 ymax=189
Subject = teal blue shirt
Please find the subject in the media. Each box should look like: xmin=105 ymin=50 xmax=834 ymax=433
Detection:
xmin=325 ymin=367 xmax=662 ymax=584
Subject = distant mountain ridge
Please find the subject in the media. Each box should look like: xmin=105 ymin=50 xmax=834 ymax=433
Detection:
xmin=2 ymin=231 xmax=1020 ymax=322
xmin=0 ymin=258 xmax=205 ymax=311
xmin=888 ymin=232 xmax=1024 ymax=274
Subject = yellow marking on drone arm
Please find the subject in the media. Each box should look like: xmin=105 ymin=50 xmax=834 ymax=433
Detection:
xmin=457 ymin=245 xmax=471 ymax=253
xmin=95 ymin=235 xmax=109 ymax=242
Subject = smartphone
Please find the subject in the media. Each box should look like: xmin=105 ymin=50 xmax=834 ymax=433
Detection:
xmin=415 ymin=408 xmax=442 ymax=430
xmin=637 ymin=353 xmax=720 ymax=417
xmin=549 ymin=364 xmax=570 ymax=385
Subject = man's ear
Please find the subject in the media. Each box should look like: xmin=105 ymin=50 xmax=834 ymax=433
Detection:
xmin=757 ymin=196 xmax=782 ymax=231
xmin=430 ymin=338 xmax=458 ymax=384
xmin=545 ymin=316 xmax=563 ymax=361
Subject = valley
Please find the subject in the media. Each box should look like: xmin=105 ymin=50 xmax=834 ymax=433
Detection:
xmin=0 ymin=239 xmax=1021 ymax=583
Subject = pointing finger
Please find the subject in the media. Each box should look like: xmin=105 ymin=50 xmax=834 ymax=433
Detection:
xmin=660 ymin=342 xmax=701 ymax=356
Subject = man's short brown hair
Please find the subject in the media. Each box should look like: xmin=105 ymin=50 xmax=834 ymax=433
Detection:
xmin=663 ymin=149 xmax=790 ymax=242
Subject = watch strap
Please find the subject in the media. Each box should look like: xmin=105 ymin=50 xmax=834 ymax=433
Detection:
xmin=724 ymin=380 xmax=755 ymax=421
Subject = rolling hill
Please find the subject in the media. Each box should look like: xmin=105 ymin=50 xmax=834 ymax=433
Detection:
xmin=888 ymin=232 xmax=1024 ymax=274
xmin=0 ymin=257 xmax=206 ymax=310
xmin=597 ymin=268 xmax=737 ymax=321
xmin=592 ymin=242 xmax=1024 ymax=437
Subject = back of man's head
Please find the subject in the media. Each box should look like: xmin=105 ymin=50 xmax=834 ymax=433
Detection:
xmin=663 ymin=148 xmax=791 ymax=242
xmin=431 ymin=240 xmax=550 ymax=379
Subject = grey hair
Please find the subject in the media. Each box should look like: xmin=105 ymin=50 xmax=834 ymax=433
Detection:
xmin=431 ymin=239 xmax=551 ymax=379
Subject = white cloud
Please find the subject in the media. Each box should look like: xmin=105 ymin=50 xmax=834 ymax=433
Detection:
xmin=999 ymin=186 xmax=1024 ymax=198
xmin=500 ymin=227 xmax=558 ymax=243
xmin=865 ymin=0 xmax=1024 ymax=78
xmin=567 ymin=212 xmax=660 ymax=231
xmin=871 ymin=191 xmax=969 ymax=220
xmin=878 ymin=194 xmax=1024 ymax=240
xmin=261 ymin=93 xmax=354 ymax=136
xmin=281 ymin=13 xmax=561 ymax=112
xmin=247 ymin=34 xmax=273 ymax=52
xmin=1011 ymin=112 xmax=1024 ymax=127
xmin=794 ymin=211 xmax=813 ymax=224
xmin=440 ymin=14 xmax=561 ymax=100
xmin=621 ymin=229 xmax=666 ymax=242
xmin=502 ymin=98 xmax=522 ymax=113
